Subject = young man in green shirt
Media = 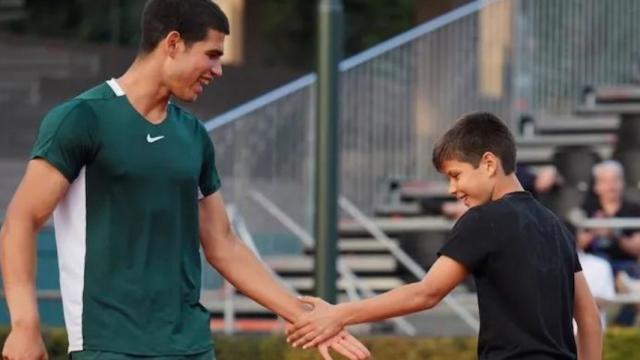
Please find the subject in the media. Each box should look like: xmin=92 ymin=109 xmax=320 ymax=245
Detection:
xmin=0 ymin=1 xmax=369 ymax=359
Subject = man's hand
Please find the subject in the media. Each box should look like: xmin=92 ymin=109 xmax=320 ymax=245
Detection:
xmin=2 ymin=325 xmax=48 ymax=360
xmin=287 ymin=296 xmax=346 ymax=350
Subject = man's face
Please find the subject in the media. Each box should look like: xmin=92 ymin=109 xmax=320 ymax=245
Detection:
xmin=166 ymin=29 xmax=225 ymax=102
xmin=441 ymin=158 xmax=494 ymax=208
xmin=594 ymin=167 xmax=624 ymax=204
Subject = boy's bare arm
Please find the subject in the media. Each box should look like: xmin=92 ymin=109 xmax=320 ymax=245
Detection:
xmin=287 ymin=255 xmax=468 ymax=348
xmin=574 ymin=272 xmax=603 ymax=360
xmin=1 ymin=159 xmax=70 ymax=359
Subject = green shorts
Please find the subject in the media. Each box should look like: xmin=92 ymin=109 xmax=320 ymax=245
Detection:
xmin=70 ymin=349 xmax=216 ymax=360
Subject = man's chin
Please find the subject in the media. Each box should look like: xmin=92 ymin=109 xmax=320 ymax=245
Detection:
xmin=174 ymin=94 xmax=199 ymax=103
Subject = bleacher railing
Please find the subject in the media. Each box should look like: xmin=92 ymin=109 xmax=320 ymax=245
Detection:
xmin=206 ymin=0 xmax=640 ymax=228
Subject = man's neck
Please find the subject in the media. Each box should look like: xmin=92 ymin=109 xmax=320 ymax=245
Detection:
xmin=115 ymin=56 xmax=171 ymax=124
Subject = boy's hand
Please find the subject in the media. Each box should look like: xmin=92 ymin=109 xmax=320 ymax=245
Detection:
xmin=316 ymin=331 xmax=371 ymax=360
xmin=287 ymin=296 xmax=346 ymax=349
xmin=285 ymin=321 xmax=370 ymax=360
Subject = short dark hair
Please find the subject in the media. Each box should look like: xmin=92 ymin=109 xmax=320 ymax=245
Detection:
xmin=139 ymin=0 xmax=230 ymax=54
xmin=432 ymin=112 xmax=516 ymax=174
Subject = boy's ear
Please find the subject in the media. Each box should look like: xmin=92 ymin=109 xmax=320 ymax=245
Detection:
xmin=481 ymin=152 xmax=499 ymax=176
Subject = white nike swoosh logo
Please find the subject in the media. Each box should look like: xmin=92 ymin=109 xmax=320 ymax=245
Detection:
xmin=146 ymin=134 xmax=165 ymax=143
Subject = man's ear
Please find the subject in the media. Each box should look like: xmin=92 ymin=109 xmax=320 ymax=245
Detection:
xmin=163 ymin=31 xmax=183 ymax=58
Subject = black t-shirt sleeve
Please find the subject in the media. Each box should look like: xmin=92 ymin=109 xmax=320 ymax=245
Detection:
xmin=439 ymin=207 xmax=495 ymax=272
xmin=574 ymin=249 xmax=583 ymax=273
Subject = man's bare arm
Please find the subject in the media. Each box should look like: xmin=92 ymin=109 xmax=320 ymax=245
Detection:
xmin=198 ymin=193 xmax=369 ymax=359
xmin=198 ymin=193 xmax=306 ymax=321
xmin=1 ymin=159 xmax=69 ymax=359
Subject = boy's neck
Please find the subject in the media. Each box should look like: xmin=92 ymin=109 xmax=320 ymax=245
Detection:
xmin=491 ymin=173 xmax=525 ymax=201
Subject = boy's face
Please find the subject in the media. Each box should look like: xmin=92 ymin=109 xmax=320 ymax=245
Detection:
xmin=441 ymin=156 xmax=496 ymax=208
xmin=165 ymin=29 xmax=225 ymax=102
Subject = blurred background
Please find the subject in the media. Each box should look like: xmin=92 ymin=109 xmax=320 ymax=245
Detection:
xmin=2 ymin=0 xmax=640 ymax=358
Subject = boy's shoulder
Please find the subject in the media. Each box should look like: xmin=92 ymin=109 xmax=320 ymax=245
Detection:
xmin=460 ymin=192 xmax=557 ymax=234
xmin=482 ymin=191 xmax=546 ymax=216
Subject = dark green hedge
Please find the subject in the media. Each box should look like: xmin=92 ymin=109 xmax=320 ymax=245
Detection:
xmin=1 ymin=327 xmax=639 ymax=359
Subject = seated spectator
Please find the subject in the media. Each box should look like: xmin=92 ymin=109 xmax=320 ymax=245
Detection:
xmin=580 ymin=160 xmax=640 ymax=267
xmin=517 ymin=164 xmax=560 ymax=197
xmin=611 ymin=229 xmax=640 ymax=326
xmin=570 ymin=223 xmax=615 ymax=329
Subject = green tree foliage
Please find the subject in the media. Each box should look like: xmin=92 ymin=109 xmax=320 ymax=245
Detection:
xmin=3 ymin=0 xmax=144 ymax=45
xmin=2 ymin=0 xmax=415 ymax=68
xmin=258 ymin=0 xmax=414 ymax=68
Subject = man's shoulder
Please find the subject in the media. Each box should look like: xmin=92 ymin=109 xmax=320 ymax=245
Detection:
xmin=75 ymin=82 xmax=118 ymax=101
xmin=44 ymin=82 xmax=116 ymax=121
xmin=43 ymin=98 xmax=96 ymax=125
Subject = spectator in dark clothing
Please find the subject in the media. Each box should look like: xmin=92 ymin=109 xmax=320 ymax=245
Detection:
xmin=580 ymin=160 xmax=640 ymax=267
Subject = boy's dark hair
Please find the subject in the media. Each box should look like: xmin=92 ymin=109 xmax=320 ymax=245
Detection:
xmin=432 ymin=112 xmax=516 ymax=174
xmin=139 ymin=0 xmax=230 ymax=54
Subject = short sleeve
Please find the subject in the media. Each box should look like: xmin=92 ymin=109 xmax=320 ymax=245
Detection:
xmin=574 ymin=250 xmax=583 ymax=273
xmin=438 ymin=207 xmax=495 ymax=272
xmin=31 ymin=101 xmax=96 ymax=183
xmin=198 ymin=126 xmax=222 ymax=198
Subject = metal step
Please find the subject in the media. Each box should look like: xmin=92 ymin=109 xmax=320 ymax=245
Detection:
xmin=201 ymin=287 xmax=476 ymax=318
xmin=266 ymin=254 xmax=397 ymax=273
xmin=339 ymin=216 xmax=454 ymax=235
xmin=304 ymin=238 xmax=400 ymax=253
xmin=338 ymin=238 xmax=398 ymax=252
xmin=283 ymin=276 xmax=404 ymax=292
xmin=516 ymin=133 xmax=615 ymax=147
xmin=535 ymin=117 xmax=618 ymax=135
xmin=202 ymin=293 xmax=355 ymax=315
xmin=516 ymin=145 xmax=612 ymax=165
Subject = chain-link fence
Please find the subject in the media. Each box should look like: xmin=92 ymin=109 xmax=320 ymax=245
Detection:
xmin=208 ymin=0 xmax=640 ymax=233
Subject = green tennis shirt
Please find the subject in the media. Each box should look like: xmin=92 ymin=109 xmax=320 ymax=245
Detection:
xmin=31 ymin=80 xmax=221 ymax=355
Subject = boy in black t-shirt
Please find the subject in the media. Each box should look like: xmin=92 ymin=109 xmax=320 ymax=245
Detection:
xmin=287 ymin=112 xmax=603 ymax=360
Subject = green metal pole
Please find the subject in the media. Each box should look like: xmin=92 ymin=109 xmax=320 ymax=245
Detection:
xmin=314 ymin=0 xmax=342 ymax=303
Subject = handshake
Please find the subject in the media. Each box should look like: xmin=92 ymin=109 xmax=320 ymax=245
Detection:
xmin=285 ymin=296 xmax=370 ymax=360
